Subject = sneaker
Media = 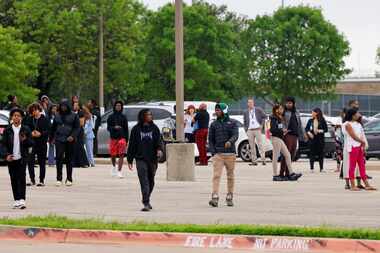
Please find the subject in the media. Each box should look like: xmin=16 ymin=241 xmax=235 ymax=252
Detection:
xmin=12 ymin=201 xmax=21 ymax=209
xmin=226 ymin=193 xmax=234 ymax=207
xmin=117 ymin=171 xmax=124 ymax=178
xmin=19 ymin=200 xmax=26 ymax=209
xmin=55 ymin=181 xmax=62 ymax=187
xmin=141 ymin=205 xmax=150 ymax=212
xmin=280 ymin=176 xmax=289 ymax=181
xmin=208 ymin=194 xmax=219 ymax=207
xmin=90 ymin=164 xmax=96 ymax=167
xmin=36 ymin=182 xmax=45 ymax=187
xmin=26 ymin=181 xmax=35 ymax=187
xmin=65 ymin=180 xmax=73 ymax=187
xmin=273 ymin=176 xmax=284 ymax=181
xmin=288 ymin=173 xmax=302 ymax=181
xmin=111 ymin=167 xmax=117 ymax=177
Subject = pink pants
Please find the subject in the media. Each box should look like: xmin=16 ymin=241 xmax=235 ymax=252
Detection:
xmin=349 ymin=146 xmax=367 ymax=180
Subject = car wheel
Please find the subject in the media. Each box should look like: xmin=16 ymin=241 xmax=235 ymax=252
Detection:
xmin=239 ymin=141 xmax=252 ymax=162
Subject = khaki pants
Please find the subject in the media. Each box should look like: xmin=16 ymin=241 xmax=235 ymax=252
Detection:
xmin=271 ymin=137 xmax=293 ymax=176
xmin=212 ymin=154 xmax=236 ymax=194
xmin=247 ymin=129 xmax=265 ymax=162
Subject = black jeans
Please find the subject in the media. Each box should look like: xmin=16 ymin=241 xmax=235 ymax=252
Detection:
xmin=309 ymin=140 xmax=325 ymax=171
xmin=56 ymin=141 xmax=74 ymax=182
xmin=28 ymin=144 xmax=47 ymax=183
xmin=136 ymin=160 xmax=158 ymax=205
xmin=8 ymin=160 xmax=26 ymax=201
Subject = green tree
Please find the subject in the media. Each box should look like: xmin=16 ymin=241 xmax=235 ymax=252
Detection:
xmin=242 ymin=6 xmax=350 ymax=102
xmin=0 ymin=25 xmax=40 ymax=106
xmin=144 ymin=1 xmax=246 ymax=102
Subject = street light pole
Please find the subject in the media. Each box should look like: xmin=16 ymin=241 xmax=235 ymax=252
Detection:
xmin=99 ymin=13 xmax=105 ymax=115
xmin=175 ymin=0 xmax=184 ymax=142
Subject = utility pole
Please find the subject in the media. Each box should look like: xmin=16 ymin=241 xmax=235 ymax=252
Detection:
xmin=175 ymin=0 xmax=184 ymax=142
xmin=99 ymin=13 xmax=105 ymax=115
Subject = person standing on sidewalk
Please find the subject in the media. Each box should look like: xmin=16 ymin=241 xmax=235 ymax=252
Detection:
xmin=1 ymin=108 xmax=33 ymax=209
xmin=208 ymin=103 xmax=238 ymax=207
xmin=87 ymin=99 xmax=101 ymax=156
xmin=107 ymin=101 xmax=129 ymax=178
xmin=344 ymin=108 xmax=376 ymax=191
xmin=127 ymin=109 xmax=162 ymax=212
xmin=47 ymin=104 xmax=58 ymax=167
xmin=50 ymin=99 xmax=80 ymax=186
xmin=83 ymin=106 xmax=96 ymax=167
xmin=243 ymin=98 xmax=267 ymax=166
xmin=270 ymin=104 xmax=301 ymax=181
xmin=184 ymin=105 xmax=196 ymax=143
xmin=194 ymin=103 xmax=210 ymax=166
xmin=280 ymin=97 xmax=305 ymax=178
xmin=305 ymin=108 xmax=328 ymax=173
xmin=24 ymin=103 xmax=50 ymax=187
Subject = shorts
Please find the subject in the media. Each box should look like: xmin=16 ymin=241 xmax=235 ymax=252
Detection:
xmin=109 ymin=138 xmax=127 ymax=157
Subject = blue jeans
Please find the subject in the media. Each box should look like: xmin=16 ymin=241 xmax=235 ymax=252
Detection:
xmin=48 ymin=143 xmax=56 ymax=165
xmin=85 ymin=138 xmax=95 ymax=166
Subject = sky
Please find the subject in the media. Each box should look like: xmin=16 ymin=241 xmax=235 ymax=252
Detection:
xmin=140 ymin=0 xmax=380 ymax=77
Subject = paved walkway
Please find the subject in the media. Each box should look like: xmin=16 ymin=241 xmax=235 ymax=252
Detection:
xmin=1 ymin=159 xmax=380 ymax=228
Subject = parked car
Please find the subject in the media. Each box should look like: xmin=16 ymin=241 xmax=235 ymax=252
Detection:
xmin=364 ymin=119 xmax=380 ymax=159
xmin=295 ymin=114 xmax=337 ymax=160
xmin=96 ymin=104 xmax=173 ymax=156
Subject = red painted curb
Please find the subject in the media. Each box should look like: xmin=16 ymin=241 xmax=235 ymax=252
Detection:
xmin=0 ymin=226 xmax=379 ymax=252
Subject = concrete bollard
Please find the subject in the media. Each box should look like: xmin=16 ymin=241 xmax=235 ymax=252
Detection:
xmin=166 ymin=143 xmax=195 ymax=181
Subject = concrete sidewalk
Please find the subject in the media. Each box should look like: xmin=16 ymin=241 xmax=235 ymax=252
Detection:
xmin=0 ymin=159 xmax=380 ymax=228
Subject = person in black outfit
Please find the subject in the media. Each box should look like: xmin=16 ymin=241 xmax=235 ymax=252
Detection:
xmin=87 ymin=99 xmax=101 ymax=155
xmin=1 ymin=108 xmax=33 ymax=209
xmin=50 ymin=99 xmax=80 ymax=186
xmin=24 ymin=103 xmax=50 ymax=186
xmin=127 ymin=109 xmax=162 ymax=212
xmin=3 ymin=95 xmax=20 ymax=110
xmin=71 ymin=108 xmax=89 ymax=168
xmin=305 ymin=108 xmax=328 ymax=172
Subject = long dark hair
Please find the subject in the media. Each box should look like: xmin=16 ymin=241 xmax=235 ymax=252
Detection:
xmin=137 ymin=109 xmax=152 ymax=126
xmin=312 ymin=108 xmax=324 ymax=122
xmin=345 ymin=108 xmax=359 ymax=122
xmin=272 ymin=104 xmax=283 ymax=119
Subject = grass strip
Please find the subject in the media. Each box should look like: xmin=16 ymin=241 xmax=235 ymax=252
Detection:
xmin=0 ymin=215 xmax=379 ymax=240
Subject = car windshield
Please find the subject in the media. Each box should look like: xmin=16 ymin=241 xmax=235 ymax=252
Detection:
xmin=365 ymin=121 xmax=380 ymax=132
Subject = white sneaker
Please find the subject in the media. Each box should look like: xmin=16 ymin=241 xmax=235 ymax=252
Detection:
xmin=117 ymin=171 xmax=124 ymax=178
xmin=19 ymin=200 xmax=26 ymax=209
xmin=56 ymin=181 xmax=62 ymax=187
xmin=12 ymin=200 xmax=20 ymax=209
xmin=65 ymin=181 xmax=73 ymax=187
xmin=111 ymin=167 xmax=117 ymax=177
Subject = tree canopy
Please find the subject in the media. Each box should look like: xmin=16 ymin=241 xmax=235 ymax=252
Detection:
xmin=242 ymin=6 xmax=350 ymax=102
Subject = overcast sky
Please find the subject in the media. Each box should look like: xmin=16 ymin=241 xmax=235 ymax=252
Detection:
xmin=140 ymin=0 xmax=380 ymax=76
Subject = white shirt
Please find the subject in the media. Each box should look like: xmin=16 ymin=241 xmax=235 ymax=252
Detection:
xmin=12 ymin=125 xmax=22 ymax=160
xmin=184 ymin=114 xmax=194 ymax=134
xmin=248 ymin=108 xmax=261 ymax=130
xmin=345 ymin=121 xmax=365 ymax=152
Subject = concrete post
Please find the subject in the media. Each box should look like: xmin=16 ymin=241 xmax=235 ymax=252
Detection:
xmin=166 ymin=143 xmax=195 ymax=181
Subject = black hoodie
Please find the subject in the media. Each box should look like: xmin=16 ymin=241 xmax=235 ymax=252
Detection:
xmin=50 ymin=99 xmax=80 ymax=143
xmin=107 ymin=101 xmax=129 ymax=140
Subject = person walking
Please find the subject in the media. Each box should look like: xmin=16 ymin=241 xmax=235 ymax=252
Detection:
xmin=270 ymin=104 xmax=301 ymax=181
xmin=83 ymin=106 xmax=96 ymax=167
xmin=184 ymin=105 xmax=195 ymax=143
xmin=305 ymin=108 xmax=328 ymax=172
xmin=208 ymin=103 xmax=238 ymax=207
xmin=50 ymin=99 xmax=80 ymax=186
xmin=127 ymin=109 xmax=163 ymax=212
xmin=1 ymin=108 xmax=33 ymax=209
xmin=280 ymin=97 xmax=305 ymax=178
xmin=344 ymin=108 xmax=376 ymax=191
xmin=194 ymin=103 xmax=210 ymax=166
xmin=243 ymin=98 xmax=267 ymax=166
xmin=47 ymin=104 xmax=58 ymax=167
xmin=107 ymin=101 xmax=129 ymax=178
xmin=24 ymin=103 xmax=50 ymax=187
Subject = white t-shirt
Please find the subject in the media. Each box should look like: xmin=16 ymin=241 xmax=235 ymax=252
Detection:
xmin=249 ymin=108 xmax=261 ymax=130
xmin=345 ymin=121 xmax=365 ymax=152
xmin=184 ymin=114 xmax=194 ymax=134
xmin=12 ymin=125 xmax=22 ymax=160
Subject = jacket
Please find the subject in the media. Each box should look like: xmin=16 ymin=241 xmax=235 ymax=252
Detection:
xmin=270 ymin=115 xmax=285 ymax=139
xmin=305 ymin=118 xmax=328 ymax=143
xmin=50 ymin=100 xmax=80 ymax=143
xmin=284 ymin=109 xmax=305 ymax=141
xmin=208 ymin=116 xmax=239 ymax=155
xmin=84 ymin=119 xmax=95 ymax=139
xmin=243 ymin=107 xmax=267 ymax=131
xmin=1 ymin=124 xmax=33 ymax=163
xmin=23 ymin=114 xmax=50 ymax=145
xmin=127 ymin=122 xmax=162 ymax=163
xmin=91 ymin=106 xmax=101 ymax=132
xmin=107 ymin=102 xmax=129 ymax=140
xmin=194 ymin=110 xmax=210 ymax=130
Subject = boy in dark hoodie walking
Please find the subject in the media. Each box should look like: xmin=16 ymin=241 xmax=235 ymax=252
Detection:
xmin=107 ymin=101 xmax=129 ymax=178
xmin=50 ymin=99 xmax=80 ymax=186
xmin=208 ymin=103 xmax=239 ymax=207
xmin=1 ymin=108 xmax=33 ymax=209
xmin=127 ymin=109 xmax=162 ymax=212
